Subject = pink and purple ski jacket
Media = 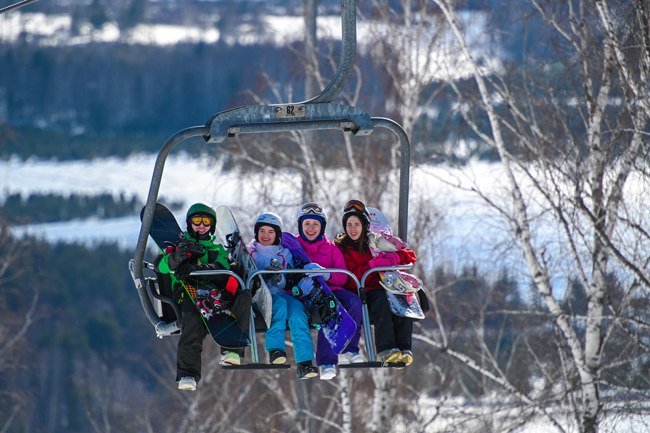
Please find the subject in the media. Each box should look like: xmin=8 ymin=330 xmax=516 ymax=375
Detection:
xmin=296 ymin=234 xmax=350 ymax=292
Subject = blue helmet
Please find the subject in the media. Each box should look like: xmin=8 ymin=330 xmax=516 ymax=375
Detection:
xmin=297 ymin=201 xmax=327 ymax=242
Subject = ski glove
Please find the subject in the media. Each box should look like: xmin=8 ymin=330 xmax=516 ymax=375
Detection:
xmin=174 ymin=262 xmax=196 ymax=280
xmin=168 ymin=244 xmax=190 ymax=270
xmin=396 ymin=248 xmax=417 ymax=264
xmin=292 ymin=277 xmax=315 ymax=297
xmin=265 ymin=258 xmax=284 ymax=285
xmin=369 ymin=252 xmax=400 ymax=269
xmin=304 ymin=263 xmax=330 ymax=281
xmin=178 ymin=239 xmax=206 ymax=258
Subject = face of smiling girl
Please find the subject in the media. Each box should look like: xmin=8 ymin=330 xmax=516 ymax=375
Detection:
xmin=301 ymin=218 xmax=322 ymax=241
xmin=257 ymin=225 xmax=276 ymax=246
xmin=345 ymin=215 xmax=363 ymax=241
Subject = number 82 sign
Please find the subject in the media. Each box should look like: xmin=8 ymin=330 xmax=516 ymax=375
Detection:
xmin=274 ymin=104 xmax=306 ymax=119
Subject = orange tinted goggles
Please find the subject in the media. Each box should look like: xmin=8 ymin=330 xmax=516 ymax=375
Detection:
xmin=343 ymin=199 xmax=367 ymax=214
xmin=190 ymin=215 xmax=213 ymax=226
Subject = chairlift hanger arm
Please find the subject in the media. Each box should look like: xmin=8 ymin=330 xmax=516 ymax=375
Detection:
xmin=300 ymin=0 xmax=357 ymax=104
xmin=131 ymin=126 xmax=208 ymax=332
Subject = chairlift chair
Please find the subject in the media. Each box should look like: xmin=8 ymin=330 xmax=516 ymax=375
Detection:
xmin=129 ymin=0 xmax=411 ymax=370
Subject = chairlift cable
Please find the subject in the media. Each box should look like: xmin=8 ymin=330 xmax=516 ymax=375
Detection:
xmin=0 ymin=0 xmax=38 ymax=15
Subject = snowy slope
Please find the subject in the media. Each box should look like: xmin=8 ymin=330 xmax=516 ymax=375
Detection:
xmin=2 ymin=154 xmax=519 ymax=278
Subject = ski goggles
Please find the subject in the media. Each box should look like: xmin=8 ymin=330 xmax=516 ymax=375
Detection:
xmin=343 ymin=199 xmax=367 ymax=214
xmin=190 ymin=215 xmax=213 ymax=226
xmin=300 ymin=202 xmax=323 ymax=216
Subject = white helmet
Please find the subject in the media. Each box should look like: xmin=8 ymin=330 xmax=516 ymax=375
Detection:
xmin=254 ymin=212 xmax=283 ymax=245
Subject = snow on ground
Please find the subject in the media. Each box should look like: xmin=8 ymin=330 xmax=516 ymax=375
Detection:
xmin=1 ymin=154 xmax=525 ymax=280
xmin=5 ymin=153 xmax=646 ymax=294
xmin=1 ymin=153 xmax=297 ymax=247
xmin=0 ymin=12 xmax=358 ymax=46
xmin=0 ymin=11 xmax=499 ymax=82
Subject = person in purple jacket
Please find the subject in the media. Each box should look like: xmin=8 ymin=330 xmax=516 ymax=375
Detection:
xmin=295 ymin=201 xmax=364 ymax=380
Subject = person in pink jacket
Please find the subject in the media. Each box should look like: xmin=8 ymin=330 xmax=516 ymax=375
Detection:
xmin=295 ymin=202 xmax=364 ymax=380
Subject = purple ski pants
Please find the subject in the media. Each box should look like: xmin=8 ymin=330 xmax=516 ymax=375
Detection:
xmin=316 ymin=289 xmax=363 ymax=366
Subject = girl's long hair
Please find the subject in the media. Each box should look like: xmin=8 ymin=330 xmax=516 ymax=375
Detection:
xmin=334 ymin=226 xmax=369 ymax=254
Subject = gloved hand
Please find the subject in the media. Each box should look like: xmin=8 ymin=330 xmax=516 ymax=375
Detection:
xmin=292 ymin=277 xmax=315 ymax=297
xmin=168 ymin=243 xmax=190 ymax=270
xmin=304 ymin=263 xmax=330 ymax=281
xmin=369 ymin=252 xmax=400 ymax=269
xmin=174 ymin=262 xmax=196 ymax=280
xmin=266 ymin=258 xmax=283 ymax=285
xmin=187 ymin=241 xmax=205 ymax=257
xmin=396 ymin=248 xmax=417 ymax=264
xmin=179 ymin=239 xmax=205 ymax=257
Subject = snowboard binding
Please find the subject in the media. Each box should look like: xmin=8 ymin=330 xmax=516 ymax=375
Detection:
xmin=380 ymin=271 xmax=422 ymax=294
xmin=307 ymin=291 xmax=338 ymax=326
xmin=196 ymin=287 xmax=231 ymax=319
xmin=224 ymin=232 xmax=241 ymax=250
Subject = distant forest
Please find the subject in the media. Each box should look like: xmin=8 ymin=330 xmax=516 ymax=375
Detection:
xmin=0 ymin=192 xmax=186 ymax=224
xmin=0 ymin=1 xmax=540 ymax=162
xmin=0 ymin=42 xmax=298 ymax=134
xmin=0 ymin=40 xmax=402 ymax=160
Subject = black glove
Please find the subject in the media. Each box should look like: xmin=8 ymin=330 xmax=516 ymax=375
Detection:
xmin=194 ymin=263 xmax=219 ymax=272
xmin=174 ymin=262 xmax=196 ymax=280
xmin=178 ymin=239 xmax=205 ymax=257
xmin=192 ymin=263 xmax=232 ymax=285
xmin=168 ymin=244 xmax=190 ymax=270
xmin=266 ymin=259 xmax=283 ymax=285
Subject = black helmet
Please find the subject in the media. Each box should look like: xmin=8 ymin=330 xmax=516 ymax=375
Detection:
xmin=342 ymin=199 xmax=370 ymax=231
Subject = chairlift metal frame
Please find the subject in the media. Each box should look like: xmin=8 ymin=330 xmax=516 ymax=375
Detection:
xmin=130 ymin=0 xmax=411 ymax=370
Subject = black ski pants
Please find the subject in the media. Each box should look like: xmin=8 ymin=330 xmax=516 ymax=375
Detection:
xmin=176 ymin=289 xmax=252 ymax=382
xmin=366 ymin=289 xmax=412 ymax=353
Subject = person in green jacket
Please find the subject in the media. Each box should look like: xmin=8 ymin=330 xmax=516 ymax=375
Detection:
xmin=155 ymin=203 xmax=252 ymax=391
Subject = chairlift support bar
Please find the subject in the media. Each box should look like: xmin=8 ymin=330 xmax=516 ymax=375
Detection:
xmin=300 ymin=0 xmax=356 ymax=103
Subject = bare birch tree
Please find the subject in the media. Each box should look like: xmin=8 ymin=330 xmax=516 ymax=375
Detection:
xmin=0 ymin=223 xmax=38 ymax=433
xmin=409 ymin=0 xmax=650 ymax=431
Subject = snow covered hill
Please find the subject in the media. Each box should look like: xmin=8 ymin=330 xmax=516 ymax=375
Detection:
xmin=1 ymin=154 xmax=523 ymax=282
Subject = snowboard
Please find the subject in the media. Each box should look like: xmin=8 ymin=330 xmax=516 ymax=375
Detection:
xmin=280 ymin=232 xmax=357 ymax=354
xmin=367 ymin=230 xmax=422 ymax=294
xmin=142 ymin=203 xmax=250 ymax=348
xmin=367 ymin=207 xmax=425 ymax=319
xmin=215 ymin=205 xmax=273 ymax=329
